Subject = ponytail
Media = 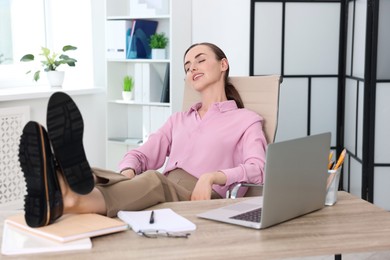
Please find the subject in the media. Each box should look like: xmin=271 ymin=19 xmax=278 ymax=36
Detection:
xmin=225 ymin=79 xmax=244 ymax=108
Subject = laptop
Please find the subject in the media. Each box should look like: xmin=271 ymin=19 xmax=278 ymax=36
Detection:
xmin=197 ymin=132 xmax=331 ymax=229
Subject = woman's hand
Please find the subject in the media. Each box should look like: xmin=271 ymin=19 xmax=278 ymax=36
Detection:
xmin=120 ymin=168 xmax=136 ymax=179
xmin=191 ymin=171 xmax=227 ymax=200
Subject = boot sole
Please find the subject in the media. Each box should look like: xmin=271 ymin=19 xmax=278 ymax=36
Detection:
xmin=19 ymin=122 xmax=51 ymax=227
xmin=47 ymin=92 xmax=94 ymax=195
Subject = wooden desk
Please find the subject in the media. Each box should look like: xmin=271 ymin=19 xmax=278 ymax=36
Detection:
xmin=1 ymin=191 xmax=390 ymax=259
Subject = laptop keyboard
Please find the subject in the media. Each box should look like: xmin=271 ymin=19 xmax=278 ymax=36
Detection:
xmin=230 ymin=208 xmax=262 ymax=223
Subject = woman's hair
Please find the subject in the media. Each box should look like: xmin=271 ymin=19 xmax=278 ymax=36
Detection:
xmin=184 ymin=42 xmax=244 ymax=108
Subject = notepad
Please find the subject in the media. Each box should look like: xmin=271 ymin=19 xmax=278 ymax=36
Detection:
xmin=5 ymin=213 xmax=128 ymax=243
xmin=1 ymin=222 xmax=92 ymax=256
xmin=117 ymin=208 xmax=196 ymax=233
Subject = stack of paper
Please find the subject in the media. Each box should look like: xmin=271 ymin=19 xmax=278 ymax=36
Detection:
xmin=117 ymin=208 xmax=196 ymax=233
xmin=1 ymin=213 xmax=128 ymax=256
xmin=1 ymin=222 xmax=92 ymax=255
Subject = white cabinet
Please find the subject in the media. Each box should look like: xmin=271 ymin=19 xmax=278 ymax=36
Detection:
xmin=105 ymin=0 xmax=191 ymax=171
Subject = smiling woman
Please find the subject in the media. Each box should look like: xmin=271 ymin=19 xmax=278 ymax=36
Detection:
xmin=0 ymin=0 xmax=93 ymax=89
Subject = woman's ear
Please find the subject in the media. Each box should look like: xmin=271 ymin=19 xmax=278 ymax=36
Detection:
xmin=220 ymin=58 xmax=229 ymax=72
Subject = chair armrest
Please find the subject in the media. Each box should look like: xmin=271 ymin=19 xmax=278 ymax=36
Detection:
xmin=226 ymin=183 xmax=264 ymax=199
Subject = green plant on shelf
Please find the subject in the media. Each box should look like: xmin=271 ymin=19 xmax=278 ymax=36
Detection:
xmin=123 ymin=75 xmax=134 ymax=92
xmin=149 ymin=32 xmax=169 ymax=49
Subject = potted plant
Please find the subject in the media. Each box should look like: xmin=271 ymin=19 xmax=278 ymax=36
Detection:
xmin=149 ymin=32 xmax=168 ymax=59
xmin=20 ymin=45 xmax=77 ymax=87
xmin=122 ymin=75 xmax=134 ymax=101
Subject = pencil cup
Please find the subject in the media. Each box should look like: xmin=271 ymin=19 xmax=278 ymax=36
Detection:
xmin=325 ymin=167 xmax=342 ymax=206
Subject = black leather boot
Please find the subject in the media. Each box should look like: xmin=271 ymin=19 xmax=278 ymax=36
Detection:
xmin=46 ymin=91 xmax=94 ymax=195
xmin=19 ymin=121 xmax=64 ymax=227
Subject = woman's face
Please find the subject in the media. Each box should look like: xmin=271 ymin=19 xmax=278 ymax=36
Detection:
xmin=184 ymin=45 xmax=228 ymax=92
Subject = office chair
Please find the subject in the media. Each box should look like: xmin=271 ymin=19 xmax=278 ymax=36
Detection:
xmin=182 ymin=75 xmax=282 ymax=198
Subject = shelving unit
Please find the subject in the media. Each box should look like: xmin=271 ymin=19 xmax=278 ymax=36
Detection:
xmin=105 ymin=0 xmax=191 ymax=171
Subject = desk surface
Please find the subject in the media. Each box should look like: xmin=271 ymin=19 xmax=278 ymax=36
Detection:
xmin=2 ymin=191 xmax=390 ymax=259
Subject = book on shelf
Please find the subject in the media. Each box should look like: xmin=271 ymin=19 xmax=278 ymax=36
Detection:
xmin=133 ymin=63 xmax=164 ymax=103
xmin=106 ymin=20 xmax=132 ymax=59
xmin=142 ymin=63 xmax=163 ymax=102
xmin=142 ymin=106 xmax=151 ymax=141
xmin=160 ymin=64 xmax=170 ymax=103
xmin=134 ymin=63 xmax=144 ymax=102
xmin=126 ymin=19 xmax=158 ymax=59
xmin=142 ymin=106 xmax=170 ymax=142
xmin=1 ymin=221 xmax=92 ymax=256
xmin=5 ymin=213 xmax=128 ymax=243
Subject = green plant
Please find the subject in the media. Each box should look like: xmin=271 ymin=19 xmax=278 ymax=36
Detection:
xmin=149 ymin=33 xmax=168 ymax=49
xmin=20 ymin=45 xmax=77 ymax=81
xmin=123 ymin=75 xmax=134 ymax=92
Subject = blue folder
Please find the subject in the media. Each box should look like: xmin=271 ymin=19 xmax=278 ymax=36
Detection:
xmin=126 ymin=20 xmax=158 ymax=59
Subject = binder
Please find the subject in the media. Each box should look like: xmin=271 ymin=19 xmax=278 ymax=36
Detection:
xmin=160 ymin=64 xmax=170 ymax=103
xmin=134 ymin=63 xmax=144 ymax=102
xmin=106 ymin=20 xmax=132 ymax=59
xmin=142 ymin=63 xmax=163 ymax=102
xmin=126 ymin=20 xmax=158 ymax=59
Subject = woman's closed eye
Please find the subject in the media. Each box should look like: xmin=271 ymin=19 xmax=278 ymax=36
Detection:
xmin=186 ymin=59 xmax=205 ymax=72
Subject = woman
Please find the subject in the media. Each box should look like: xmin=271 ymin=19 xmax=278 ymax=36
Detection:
xmin=19 ymin=42 xmax=267 ymax=228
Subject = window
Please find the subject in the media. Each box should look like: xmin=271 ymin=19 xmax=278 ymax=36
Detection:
xmin=0 ymin=0 xmax=93 ymax=89
xmin=0 ymin=0 xmax=16 ymax=65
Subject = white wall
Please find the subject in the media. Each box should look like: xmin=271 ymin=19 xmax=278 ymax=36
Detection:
xmin=191 ymin=0 xmax=251 ymax=76
xmin=91 ymin=0 xmax=106 ymax=89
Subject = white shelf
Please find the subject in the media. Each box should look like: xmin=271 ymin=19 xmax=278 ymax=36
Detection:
xmin=106 ymin=58 xmax=170 ymax=63
xmin=105 ymin=0 xmax=192 ymax=171
xmin=105 ymin=0 xmax=173 ymax=171
xmin=108 ymin=137 xmax=143 ymax=146
xmin=108 ymin=100 xmax=170 ymax=107
xmin=107 ymin=15 xmax=170 ymax=20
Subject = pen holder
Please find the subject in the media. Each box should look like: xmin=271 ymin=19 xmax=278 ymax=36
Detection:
xmin=325 ymin=167 xmax=342 ymax=206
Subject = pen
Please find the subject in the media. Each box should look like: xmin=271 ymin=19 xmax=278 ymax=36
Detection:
xmin=328 ymin=151 xmax=333 ymax=163
xmin=328 ymin=160 xmax=334 ymax=170
xmin=149 ymin=211 xmax=155 ymax=224
xmin=333 ymin=149 xmax=346 ymax=170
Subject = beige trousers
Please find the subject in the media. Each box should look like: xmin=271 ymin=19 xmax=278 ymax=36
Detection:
xmin=93 ymin=168 xmax=221 ymax=217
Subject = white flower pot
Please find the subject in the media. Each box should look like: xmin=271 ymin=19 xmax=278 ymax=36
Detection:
xmin=151 ymin=49 xmax=166 ymax=60
xmin=122 ymin=91 xmax=134 ymax=101
xmin=46 ymin=71 xmax=65 ymax=88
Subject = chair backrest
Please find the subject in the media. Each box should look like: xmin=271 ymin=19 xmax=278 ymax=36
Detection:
xmin=182 ymin=75 xmax=281 ymax=198
xmin=182 ymin=75 xmax=281 ymax=144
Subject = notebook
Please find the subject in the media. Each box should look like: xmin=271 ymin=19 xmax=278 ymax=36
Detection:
xmin=197 ymin=132 xmax=331 ymax=229
xmin=5 ymin=213 xmax=128 ymax=243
